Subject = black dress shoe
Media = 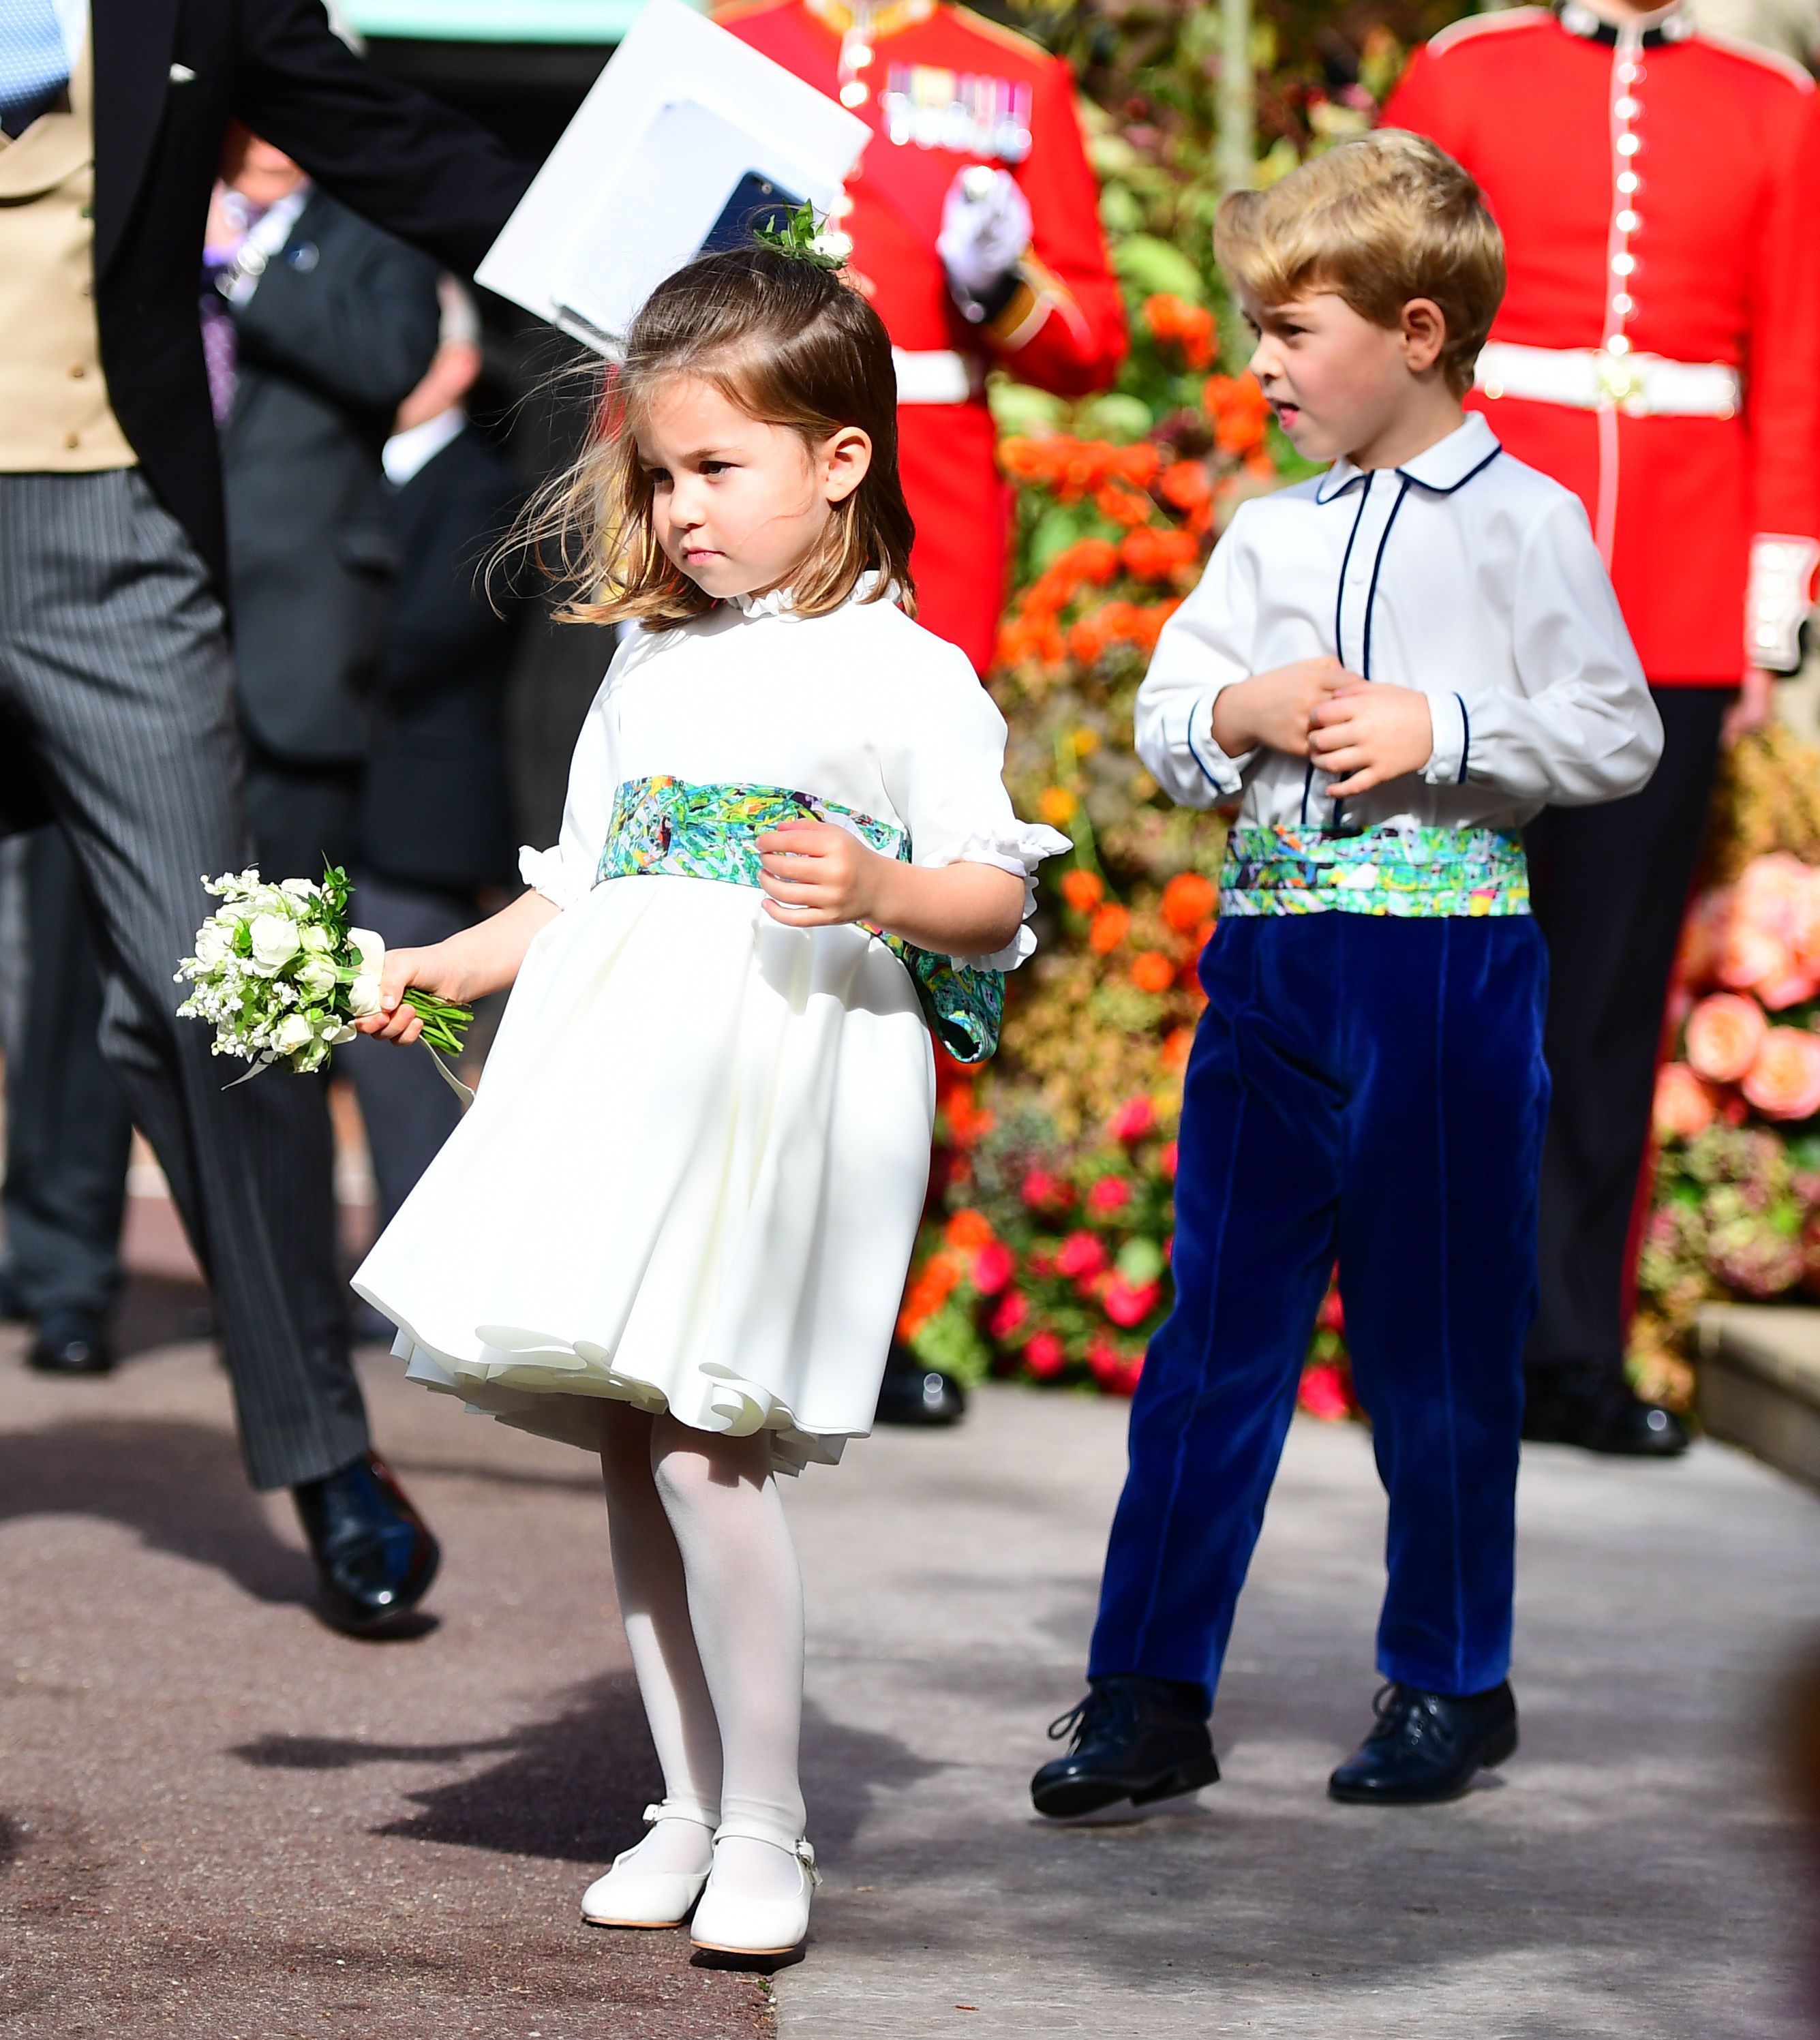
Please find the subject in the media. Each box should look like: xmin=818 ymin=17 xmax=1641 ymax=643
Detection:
xmin=292 ymin=1451 xmax=439 ymax=1634
xmin=1329 ymin=1680 xmax=1517 ymax=1805
xmin=873 ymin=1343 xmax=967 ymax=1427
xmin=27 ymin=1307 xmax=115 ymax=1375
xmin=1031 ymin=1674 xmax=1219 ymax=1818
xmin=1523 ymin=1373 xmax=1689 ymax=1457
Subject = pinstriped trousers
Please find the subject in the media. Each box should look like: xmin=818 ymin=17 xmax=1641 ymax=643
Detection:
xmin=0 ymin=468 xmax=368 ymax=1489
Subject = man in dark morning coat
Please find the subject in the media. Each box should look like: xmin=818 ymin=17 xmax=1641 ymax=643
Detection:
xmin=0 ymin=0 xmax=530 ymax=1634
xmin=1 ymin=136 xmax=442 ymax=1384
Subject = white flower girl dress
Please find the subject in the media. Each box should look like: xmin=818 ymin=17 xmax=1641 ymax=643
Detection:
xmin=352 ymin=585 xmax=1065 ymax=1470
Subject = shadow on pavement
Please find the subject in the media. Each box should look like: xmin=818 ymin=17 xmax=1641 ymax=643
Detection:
xmin=230 ymin=1679 xmax=940 ymax=1870
xmin=0 ymin=1414 xmax=314 ymax=1607
xmin=111 ymin=1274 xmax=215 ymax=1364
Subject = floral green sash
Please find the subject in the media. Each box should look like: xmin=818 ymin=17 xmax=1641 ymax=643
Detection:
xmin=1220 ymin=825 xmax=1530 ymax=917
xmin=596 ymin=775 xmax=1005 ymax=1063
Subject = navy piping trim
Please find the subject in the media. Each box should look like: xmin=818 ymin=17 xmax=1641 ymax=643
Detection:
xmin=1359 ymin=476 xmax=1412 ymax=683
xmin=1397 ymin=442 xmax=1503 ymax=498
xmin=1184 ymin=695 xmax=1221 ymax=789
xmin=1455 ymin=692 xmax=1470 ymax=783
xmin=1333 ymin=471 xmax=1371 ymax=658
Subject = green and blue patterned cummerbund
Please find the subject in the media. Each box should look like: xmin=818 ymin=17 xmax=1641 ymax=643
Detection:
xmin=1219 ymin=825 xmax=1530 ymax=918
xmin=596 ymin=774 xmax=1005 ymax=1063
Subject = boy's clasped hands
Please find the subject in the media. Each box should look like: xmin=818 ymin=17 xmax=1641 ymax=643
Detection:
xmin=1211 ymin=657 xmax=1435 ymax=797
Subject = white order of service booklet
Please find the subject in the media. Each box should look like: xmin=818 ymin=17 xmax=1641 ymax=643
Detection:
xmin=476 ymin=0 xmax=872 ymax=353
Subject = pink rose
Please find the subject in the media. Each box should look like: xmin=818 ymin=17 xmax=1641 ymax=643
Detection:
xmin=972 ymin=1242 xmax=1016 ymax=1295
xmin=1102 ymin=1277 xmax=1161 ymax=1328
xmin=1025 ymin=1330 xmax=1067 ymax=1379
xmin=1742 ymin=1025 xmax=1820 ymax=1121
xmin=1054 ymin=1230 xmax=1110 ymax=1279
xmin=1108 ymin=1095 xmax=1157 ymax=1142
xmin=1087 ymin=1176 xmax=1132 ymax=1213
xmin=1087 ymin=1338 xmax=1144 ymax=1395
xmin=1020 ymin=1169 xmax=1071 ymax=1212
xmin=1684 ymin=992 xmax=1769 ymax=1083
xmin=1652 ymin=1062 xmax=1718 ymax=1142
xmin=1298 ymin=1362 xmax=1352 ymax=1422
xmin=988 ymin=1290 xmax=1029 ymax=1340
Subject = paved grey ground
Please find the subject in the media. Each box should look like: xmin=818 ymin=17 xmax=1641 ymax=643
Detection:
xmin=779 ymin=1387 xmax=1820 ymax=2040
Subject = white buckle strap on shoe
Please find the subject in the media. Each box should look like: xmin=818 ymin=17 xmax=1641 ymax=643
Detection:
xmin=892 ymin=347 xmax=976 ymax=405
xmin=690 ymin=1818 xmax=821 ymax=1957
xmin=579 ymin=1799 xmax=717 ymax=1930
xmin=1475 ymin=340 xmax=1740 ymax=420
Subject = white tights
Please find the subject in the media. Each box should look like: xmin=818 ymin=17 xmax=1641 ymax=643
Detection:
xmin=598 ymin=1403 xmax=807 ymax=1902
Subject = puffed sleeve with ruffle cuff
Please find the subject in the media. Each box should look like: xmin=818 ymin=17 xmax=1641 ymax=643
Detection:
xmin=517 ymin=648 xmax=628 ymax=909
xmin=882 ymin=638 xmax=1071 ymax=971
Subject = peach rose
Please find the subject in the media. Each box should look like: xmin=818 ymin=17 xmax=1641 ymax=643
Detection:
xmin=1675 ymin=887 xmax=1730 ymax=992
xmin=1742 ymin=1025 xmax=1820 ymax=1121
xmin=1653 ymin=1063 xmax=1718 ymax=1141
xmin=1757 ymin=966 xmax=1820 ymax=1012
xmin=1684 ymin=992 xmax=1769 ymax=1082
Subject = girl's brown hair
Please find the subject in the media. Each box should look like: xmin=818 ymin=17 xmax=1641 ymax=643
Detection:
xmin=523 ymin=243 xmax=916 ymax=628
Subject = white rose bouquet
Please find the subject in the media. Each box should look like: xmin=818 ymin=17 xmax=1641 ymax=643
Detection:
xmin=176 ymin=865 xmax=470 ymax=1079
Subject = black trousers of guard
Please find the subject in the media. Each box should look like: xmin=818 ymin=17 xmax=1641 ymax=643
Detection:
xmin=1523 ymin=685 xmax=1733 ymax=1391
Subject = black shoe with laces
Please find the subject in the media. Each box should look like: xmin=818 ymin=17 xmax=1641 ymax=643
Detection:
xmin=1030 ymin=1673 xmax=1219 ymax=1818
xmin=1328 ymin=1679 xmax=1518 ymax=1806
xmin=292 ymin=1451 xmax=440 ymax=1635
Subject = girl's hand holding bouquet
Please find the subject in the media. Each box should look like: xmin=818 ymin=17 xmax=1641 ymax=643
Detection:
xmin=176 ymin=865 xmax=472 ymax=1078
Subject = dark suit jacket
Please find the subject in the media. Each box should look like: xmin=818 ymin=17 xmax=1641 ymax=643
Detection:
xmin=354 ymin=423 xmax=524 ymax=894
xmin=223 ymin=187 xmax=439 ymax=764
xmin=92 ymin=0 xmax=530 ymax=591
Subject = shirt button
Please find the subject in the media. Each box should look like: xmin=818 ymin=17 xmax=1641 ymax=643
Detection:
xmin=1616 ymin=133 xmax=1641 ymax=156
xmin=1616 ymin=209 xmax=1640 ymax=232
xmin=1616 ymin=170 xmax=1641 ymax=194
xmin=1611 ymin=292 xmax=1635 ymax=315
xmin=1614 ymin=95 xmax=1639 ymax=118
xmin=1611 ymin=252 xmax=1636 ymax=275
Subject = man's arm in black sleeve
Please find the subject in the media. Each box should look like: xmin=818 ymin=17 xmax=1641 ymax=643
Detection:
xmin=229 ymin=0 xmax=534 ymax=275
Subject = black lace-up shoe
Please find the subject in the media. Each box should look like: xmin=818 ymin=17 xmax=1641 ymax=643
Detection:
xmin=1031 ymin=1674 xmax=1219 ymax=1818
xmin=292 ymin=1451 xmax=440 ymax=1635
xmin=1328 ymin=1680 xmax=1518 ymax=1805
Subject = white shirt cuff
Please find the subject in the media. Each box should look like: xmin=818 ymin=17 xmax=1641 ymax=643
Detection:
xmin=1186 ymin=686 xmax=1254 ymax=796
xmin=1421 ymin=690 xmax=1470 ymax=787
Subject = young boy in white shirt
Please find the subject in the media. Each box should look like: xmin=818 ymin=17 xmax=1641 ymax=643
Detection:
xmin=1033 ymin=130 xmax=1663 ymax=1815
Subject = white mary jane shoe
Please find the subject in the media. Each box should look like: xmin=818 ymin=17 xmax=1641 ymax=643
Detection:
xmin=688 ymin=1818 xmax=822 ymax=1958
xmin=580 ymin=1799 xmax=716 ymax=1930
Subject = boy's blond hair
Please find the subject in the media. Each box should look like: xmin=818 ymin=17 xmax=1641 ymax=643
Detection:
xmin=1215 ymin=130 xmax=1504 ymax=398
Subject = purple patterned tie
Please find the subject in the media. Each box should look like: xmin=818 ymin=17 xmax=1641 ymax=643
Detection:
xmin=200 ymin=267 xmax=237 ymax=424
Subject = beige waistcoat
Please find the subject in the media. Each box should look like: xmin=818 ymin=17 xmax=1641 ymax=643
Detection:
xmin=0 ymin=40 xmax=136 ymax=471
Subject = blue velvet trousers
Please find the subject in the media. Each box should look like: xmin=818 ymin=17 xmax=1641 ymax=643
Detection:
xmin=1088 ymin=911 xmax=1550 ymax=1706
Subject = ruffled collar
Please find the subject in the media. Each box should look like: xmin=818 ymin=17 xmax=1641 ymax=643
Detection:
xmin=728 ymin=570 xmax=893 ymax=620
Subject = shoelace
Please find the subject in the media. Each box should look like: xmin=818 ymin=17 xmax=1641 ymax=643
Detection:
xmin=1365 ymin=1681 xmax=1457 ymax=1755
xmin=1046 ymin=1684 xmax=1139 ymax=1752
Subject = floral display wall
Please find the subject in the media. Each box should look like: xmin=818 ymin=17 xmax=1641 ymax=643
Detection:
xmin=903 ymin=0 xmax=1820 ymax=1419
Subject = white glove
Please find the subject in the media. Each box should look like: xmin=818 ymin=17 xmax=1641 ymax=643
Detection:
xmin=937 ymin=166 xmax=1033 ymax=312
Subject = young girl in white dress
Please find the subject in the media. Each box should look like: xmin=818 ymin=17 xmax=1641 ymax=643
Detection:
xmin=350 ymin=241 xmax=1065 ymax=1960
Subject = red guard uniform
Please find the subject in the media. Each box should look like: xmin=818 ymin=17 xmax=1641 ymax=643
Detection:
xmin=1388 ymin=3 xmax=1820 ymax=1442
xmin=1386 ymin=1 xmax=1820 ymax=682
xmin=717 ymin=0 xmax=1127 ymax=671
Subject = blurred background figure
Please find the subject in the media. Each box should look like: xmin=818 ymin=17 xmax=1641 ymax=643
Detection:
xmin=343 ymin=276 xmax=524 ymax=1254
xmin=207 ymin=126 xmax=441 ymax=881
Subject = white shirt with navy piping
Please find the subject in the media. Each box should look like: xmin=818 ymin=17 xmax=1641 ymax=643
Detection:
xmin=1135 ymin=412 xmax=1664 ymax=835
